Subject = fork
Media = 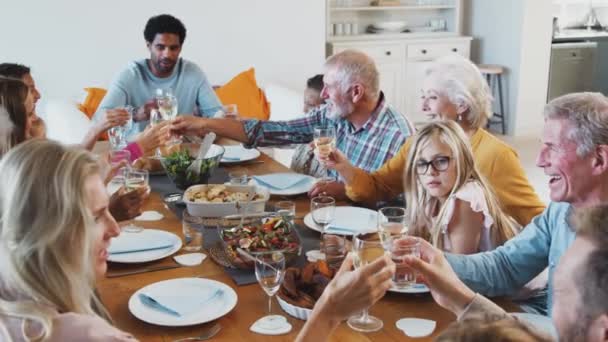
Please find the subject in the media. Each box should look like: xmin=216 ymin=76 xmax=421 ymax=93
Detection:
xmin=172 ymin=323 xmax=221 ymax=342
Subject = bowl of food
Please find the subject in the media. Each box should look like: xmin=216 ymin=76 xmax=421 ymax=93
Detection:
xmin=183 ymin=184 xmax=269 ymax=217
xmin=277 ymin=260 xmax=335 ymax=320
xmin=160 ymin=144 xmax=224 ymax=190
xmin=218 ymin=214 xmax=301 ymax=269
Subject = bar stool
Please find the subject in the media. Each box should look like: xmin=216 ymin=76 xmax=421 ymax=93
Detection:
xmin=478 ymin=64 xmax=506 ymax=134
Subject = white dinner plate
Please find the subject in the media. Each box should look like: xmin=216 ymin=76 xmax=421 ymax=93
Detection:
xmin=511 ymin=312 xmax=558 ymax=339
xmin=388 ymin=283 xmax=430 ymax=294
xmin=220 ymin=145 xmax=261 ymax=164
xmin=251 ymin=173 xmax=317 ymax=196
xmin=107 ymin=229 xmax=182 ymax=264
xmin=303 ymin=206 xmax=378 ymax=235
xmin=129 ymin=277 xmax=238 ymax=327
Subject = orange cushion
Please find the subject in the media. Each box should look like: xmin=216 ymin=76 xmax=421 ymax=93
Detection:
xmin=78 ymin=87 xmax=107 ymax=118
xmin=215 ymin=68 xmax=270 ymax=120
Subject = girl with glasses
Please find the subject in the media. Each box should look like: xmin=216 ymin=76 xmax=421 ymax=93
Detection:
xmin=405 ymin=120 xmax=518 ymax=254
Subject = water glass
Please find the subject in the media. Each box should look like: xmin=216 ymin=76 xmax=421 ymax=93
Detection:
xmin=389 ymin=237 xmax=421 ymax=289
xmin=182 ymin=210 xmax=204 ymax=252
xmin=348 ymin=236 xmax=385 ymax=333
xmin=377 ymin=207 xmax=409 ymax=248
xmin=323 ymin=234 xmax=347 ymax=270
xmin=255 ymin=252 xmax=286 ymax=318
xmin=229 ymin=170 xmax=249 ymax=185
xmin=275 ymin=201 xmax=296 ymax=223
xmin=109 ymin=150 xmax=131 ymax=170
xmin=311 ymin=196 xmax=335 ymax=253
xmin=121 ymin=169 xmax=149 ymax=233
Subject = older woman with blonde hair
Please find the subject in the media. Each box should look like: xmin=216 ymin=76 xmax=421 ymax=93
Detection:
xmin=0 ymin=139 xmax=135 ymax=340
xmin=325 ymin=54 xmax=545 ymax=227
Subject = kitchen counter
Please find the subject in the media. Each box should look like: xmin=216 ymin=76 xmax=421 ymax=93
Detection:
xmin=553 ymin=28 xmax=608 ymax=42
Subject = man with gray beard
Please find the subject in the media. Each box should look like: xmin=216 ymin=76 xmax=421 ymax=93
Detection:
xmin=170 ymin=50 xmax=414 ymax=199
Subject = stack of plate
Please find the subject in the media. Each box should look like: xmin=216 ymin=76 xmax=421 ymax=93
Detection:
xmin=367 ymin=21 xmax=408 ymax=34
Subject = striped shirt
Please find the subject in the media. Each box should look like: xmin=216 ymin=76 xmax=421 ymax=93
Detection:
xmin=242 ymin=93 xmax=414 ymax=178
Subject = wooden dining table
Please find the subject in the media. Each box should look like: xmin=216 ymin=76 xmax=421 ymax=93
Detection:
xmin=97 ymin=147 xmax=519 ymax=342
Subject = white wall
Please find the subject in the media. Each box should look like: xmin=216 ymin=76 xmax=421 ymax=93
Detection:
xmin=0 ymin=0 xmax=326 ymax=107
xmin=464 ymin=0 xmax=552 ymax=136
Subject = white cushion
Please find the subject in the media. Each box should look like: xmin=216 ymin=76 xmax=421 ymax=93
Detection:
xmin=263 ymin=83 xmax=305 ymax=121
xmin=40 ymin=99 xmax=91 ymax=145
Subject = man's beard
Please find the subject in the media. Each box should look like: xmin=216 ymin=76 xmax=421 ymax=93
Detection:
xmin=326 ymin=101 xmax=354 ymax=120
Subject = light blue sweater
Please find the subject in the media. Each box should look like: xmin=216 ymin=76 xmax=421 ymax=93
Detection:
xmin=446 ymin=202 xmax=576 ymax=316
xmin=94 ymin=58 xmax=222 ymax=139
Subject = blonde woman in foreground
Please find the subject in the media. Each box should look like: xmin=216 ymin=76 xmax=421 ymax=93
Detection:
xmin=405 ymin=121 xmax=517 ymax=254
xmin=0 ymin=139 xmax=134 ymax=341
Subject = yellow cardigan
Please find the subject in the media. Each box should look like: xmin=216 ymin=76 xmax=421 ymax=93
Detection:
xmin=345 ymin=128 xmax=546 ymax=226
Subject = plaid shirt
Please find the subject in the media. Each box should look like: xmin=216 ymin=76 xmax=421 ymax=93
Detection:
xmin=242 ymin=93 xmax=414 ymax=178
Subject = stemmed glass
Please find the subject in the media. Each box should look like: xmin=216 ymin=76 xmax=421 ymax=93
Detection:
xmin=121 ymin=169 xmax=149 ymax=233
xmin=156 ymin=88 xmax=180 ymax=144
xmin=149 ymin=109 xmax=164 ymax=158
xmin=377 ymin=207 xmax=409 ymax=249
xmin=310 ymin=196 xmax=336 ymax=252
xmin=348 ymin=236 xmax=385 ymax=332
xmin=254 ymin=251 xmax=286 ymax=325
xmin=313 ymin=126 xmax=336 ymax=163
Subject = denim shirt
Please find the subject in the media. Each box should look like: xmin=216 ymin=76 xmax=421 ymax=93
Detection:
xmin=446 ymin=202 xmax=576 ymax=315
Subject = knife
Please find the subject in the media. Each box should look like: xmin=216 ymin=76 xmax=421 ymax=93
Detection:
xmin=106 ymin=264 xmax=182 ymax=278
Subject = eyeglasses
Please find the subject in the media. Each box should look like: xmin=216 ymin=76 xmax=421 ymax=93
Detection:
xmin=415 ymin=156 xmax=451 ymax=175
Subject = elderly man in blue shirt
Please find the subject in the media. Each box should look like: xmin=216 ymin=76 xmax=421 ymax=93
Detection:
xmin=444 ymin=92 xmax=608 ymax=316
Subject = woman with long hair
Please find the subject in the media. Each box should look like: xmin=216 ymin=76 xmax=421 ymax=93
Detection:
xmin=323 ymin=54 xmax=545 ymax=227
xmin=405 ymin=121 xmax=517 ymax=253
xmin=0 ymin=139 xmax=134 ymax=340
xmin=0 ymin=77 xmax=36 ymax=155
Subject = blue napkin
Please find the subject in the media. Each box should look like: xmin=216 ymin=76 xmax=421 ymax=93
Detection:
xmin=222 ymin=146 xmax=248 ymax=161
xmin=325 ymin=210 xmax=377 ymax=235
xmin=139 ymin=288 xmax=224 ymax=317
xmin=108 ymin=233 xmax=175 ymax=254
xmin=253 ymin=173 xmax=309 ymax=190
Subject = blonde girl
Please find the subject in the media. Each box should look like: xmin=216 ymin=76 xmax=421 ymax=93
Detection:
xmin=405 ymin=120 xmax=517 ymax=254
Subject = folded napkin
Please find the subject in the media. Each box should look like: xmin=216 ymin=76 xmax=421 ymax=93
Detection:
xmin=253 ymin=173 xmax=309 ymax=190
xmin=222 ymin=146 xmax=246 ymax=161
xmin=108 ymin=233 xmax=175 ymax=254
xmin=325 ymin=210 xmax=377 ymax=235
xmin=139 ymin=288 xmax=223 ymax=317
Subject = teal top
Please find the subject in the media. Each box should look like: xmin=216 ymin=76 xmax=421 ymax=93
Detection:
xmin=94 ymin=58 xmax=222 ymax=139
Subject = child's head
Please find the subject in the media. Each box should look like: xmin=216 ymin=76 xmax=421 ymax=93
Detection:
xmin=405 ymin=120 xmax=516 ymax=249
xmin=407 ymin=120 xmax=475 ymax=202
xmin=304 ymin=74 xmax=324 ymax=113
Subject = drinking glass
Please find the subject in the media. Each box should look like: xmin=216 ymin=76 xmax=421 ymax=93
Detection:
xmin=311 ymin=196 xmax=335 ymax=252
xmin=156 ymin=88 xmax=180 ymax=144
xmin=229 ymin=170 xmax=249 ymax=185
xmin=377 ymin=207 xmax=409 ymax=248
xmin=219 ymin=104 xmax=238 ymax=119
xmin=149 ymin=108 xmax=165 ymax=158
xmin=255 ymin=251 xmax=286 ymax=323
xmin=106 ymin=168 xmax=126 ymax=196
xmin=182 ymin=210 xmax=204 ymax=252
xmin=275 ymin=201 xmax=296 ymax=224
xmin=313 ymin=126 xmax=336 ymax=162
xmin=323 ymin=234 xmax=347 ymax=270
xmin=388 ymin=237 xmax=421 ymax=289
xmin=121 ymin=169 xmax=149 ymax=233
xmin=109 ymin=150 xmax=131 ymax=176
xmin=108 ymin=106 xmax=134 ymax=150
xmin=348 ymin=236 xmax=385 ymax=332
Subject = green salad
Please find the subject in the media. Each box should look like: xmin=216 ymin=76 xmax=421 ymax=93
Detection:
xmin=162 ymin=149 xmax=220 ymax=189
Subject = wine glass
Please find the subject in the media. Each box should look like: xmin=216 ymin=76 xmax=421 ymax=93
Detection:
xmin=311 ymin=196 xmax=335 ymax=253
xmin=348 ymin=236 xmax=385 ymax=332
xmin=377 ymin=207 xmax=409 ymax=248
xmin=156 ymin=88 xmax=180 ymax=144
xmin=313 ymin=126 xmax=336 ymax=162
xmin=149 ymin=109 xmax=164 ymax=158
xmin=121 ymin=169 xmax=149 ymax=233
xmin=254 ymin=251 xmax=286 ymax=324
